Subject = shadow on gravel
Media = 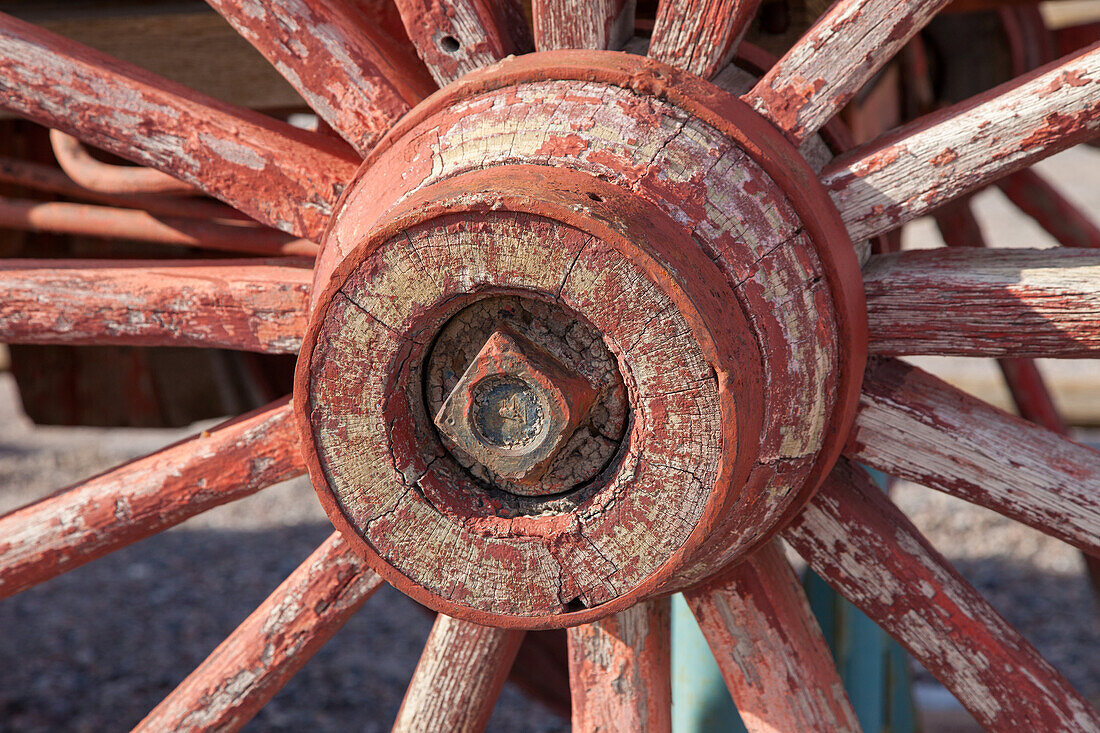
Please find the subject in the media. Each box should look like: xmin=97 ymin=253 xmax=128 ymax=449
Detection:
xmin=0 ymin=524 xmax=567 ymax=733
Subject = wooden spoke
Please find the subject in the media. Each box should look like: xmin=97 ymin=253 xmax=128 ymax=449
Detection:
xmin=393 ymin=616 xmax=524 ymax=732
xmin=0 ymin=196 xmax=316 ymax=257
xmin=997 ymin=167 xmax=1100 ymax=249
xmin=686 ymin=542 xmax=862 ymax=733
xmin=745 ymin=0 xmax=953 ymax=144
xmin=205 ymin=0 xmax=434 ymax=156
xmin=0 ymin=400 xmax=302 ymax=600
xmin=846 ymin=357 xmax=1100 ymax=555
xmin=647 ymin=0 xmax=762 ymax=79
xmin=394 ymin=0 xmax=532 ymax=87
xmin=783 ymin=460 xmax=1100 ymax=731
xmin=0 ymin=12 xmax=359 ymax=240
xmin=823 ymin=42 xmax=1100 ymax=241
xmin=135 ymin=532 xmax=383 ymax=732
xmin=863 ymin=247 xmax=1100 ymax=357
xmin=50 ymin=130 xmax=198 ymax=196
xmin=0 ymin=155 xmax=249 ymax=222
xmin=532 ymin=0 xmax=635 ymax=51
xmin=567 ymin=599 xmax=671 ymax=732
xmin=0 ymin=259 xmax=310 ymax=353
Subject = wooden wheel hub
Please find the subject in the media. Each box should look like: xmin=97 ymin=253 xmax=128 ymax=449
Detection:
xmin=295 ymin=51 xmax=866 ymax=628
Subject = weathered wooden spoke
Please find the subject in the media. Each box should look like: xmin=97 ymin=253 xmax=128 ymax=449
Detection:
xmin=0 ymin=400 xmax=301 ymax=600
xmin=685 ymin=542 xmax=862 ymax=733
xmin=394 ymin=0 xmax=531 ymax=86
xmin=647 ymin=0 xmax=762 ymax=79
xmin=205 ymin=0 xmax=434 ymax=155
xmin=784 ymin=461 xmax=1100 ymax=731
xmin=745 ymin=0 xmax=953 ymax=143
xmin=533 ymin=0 xmax=635 ymax=51
xmin=824 ymin=42 xmax=1100 ymax=241
xmin=567 ymin=599 xmax=671 ymax=732
xmin=136 ymin=533 xmax=382 ymax=732
xmin=863 ymin=247 xmax=1100 ymax=357
xmin=393 ymin=616 xmax=524 ymax=732
xmin=0 ymin=11 xmax=359 ymax=240
xmin=0 ymin=259 xmax=310 ymax=353
xmin=847 ymin=358 xmax=1100 ymax=555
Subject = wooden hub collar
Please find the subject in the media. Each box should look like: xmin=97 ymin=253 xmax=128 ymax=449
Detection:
xmin=295 ymin=51 xmax=866 ymax=629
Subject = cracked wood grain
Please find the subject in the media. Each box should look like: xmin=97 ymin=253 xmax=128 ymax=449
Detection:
xmin=847 ymin=357 xmax=1100 ymax=555
xmin=863 ymin=247 xmax=1100 ymax=357
xmin=393 ymin=615 xmax=524 ymax=732
xmin=206 ymin=0 xmax=435 ymax=156
xmin=745 ymin=0 xmax=952 ymax=144
xmin=394 ymin=0 xmax=531 ymax=86
xmin=135 ymin=532 xmax=382 ymax=733
xmin=648 ymin=0 xmax=762 ymax=79
xmin=0 ymin=11 xmax=359 ymax=240
xmin=823 ymin=42 xmax=1100 ymax=241
xmin=783 ymin=460 xmax=1100 ymax=732
xmin=0 ymin=400 xmax=302 ymax=600
xmin=533 ymin=0 xmax=635 ymax=51
xmin=0 ymin=259 xmax=311 ymax=353
xmin=686 ymin=541 xmax=861 ymax=733
xmin=567 ymin=598 xmax=671 ymax=732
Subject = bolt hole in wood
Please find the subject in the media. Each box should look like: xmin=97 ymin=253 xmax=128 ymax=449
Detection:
xmin=438 ymin=35 xmax=460 ymax=54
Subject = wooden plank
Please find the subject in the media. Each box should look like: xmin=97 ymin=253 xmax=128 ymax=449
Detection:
xmin=0 ymin=259 xmax=311 ymax=353
xmin=997 ymin=167 xmax=1100 ymax=248
xmin=863 ymin=247 xmax=1100 ymax=357
xmin=532 ymin=0 xmax=635 ymax=51
xmin=135 ymin=532 xmax=383 ymax=732
xmin=568 ymin=599 xmax=671 ymax=732
xmin=783 ymin=460 xmax=1100 ymax=731
xmin=647 ymin=0 xmax=760 ymax=79
xmin=0 ymin=11 xmax=360 ymax=240
xmin=205 ymin=0 xmax=434 ymax=156
xmin=823 ymin=42 xmax=1100 ymax=241
xmin=394 ymin=0 xmax=532 ymax=86
xmin=745 ymin=0 xmax=952 ymax=143
xmin=393 ymin=616 xmax=524 ymax=732
xmin=846 ymin=357 xmax=1100 ymax=555
xmin=0 ymin=196 xmax=316 ymax=256
xmin=686 ymin=542 xmax=862 ymax=733
xmin=0 ymin=399 xmax=302 ymax=599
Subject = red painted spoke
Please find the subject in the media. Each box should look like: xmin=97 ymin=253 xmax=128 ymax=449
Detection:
xmin=533 ymin=0 xmax=635 ymax=51
xmin=744 ymin=0 xmax=952 ymax=143
xmin=847 ymin=357 xmax=1100 ymax=555
xmin=393 ymin=616 xmax=524 ymax=732
xmin=647 ymin=0 xmax=761 ymax=79
xmin=997 ymin=167 xmax=1100 ymax=248
xmin=135 ymin=532 xmax=382 ymax=732
xmin=49 ymin=130 xmax=198 ymax=196
xmin=0 ymin=259 xmax=310 ymax=353
xmin=205 ymin=0 xmax=434 ymax=156
xmin=783 ymin=460 xmax=1100 ymax=731
xmin=0 ymin=155 xmax=250 ymax=222
xmin=0 ymin=12 xmax=359 ymax=240
xmin=686 ymin=542 xmax=861 ymax=733
xmin=0 ymin=400 xmax=302 ymax=600
xmin=394 ymin=0 xmax=532 ymax=87
xmin=824 ymin=42 xmax=1100 ymax=241
xmin=863 ymin=247 xmax=1100 ymax=357
xmin=0 ymin=196 xmax=316 ymax=257
xmin=567 ymin=599 xmax=671 ymax=732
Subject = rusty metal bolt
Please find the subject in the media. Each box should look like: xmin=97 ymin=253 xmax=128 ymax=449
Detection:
xmin=434 ymin=325 xmax=599 ymax=492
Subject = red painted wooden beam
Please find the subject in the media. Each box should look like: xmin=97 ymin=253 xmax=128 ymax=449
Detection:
xmin=0 ymin=400 xmax=302 ymax=600
xmin=0 ymin=259 xmax=311 ymax=353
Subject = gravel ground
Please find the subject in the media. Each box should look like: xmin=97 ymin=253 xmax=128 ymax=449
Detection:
xmin=0 ymin=149 xmax=1097 ymax=731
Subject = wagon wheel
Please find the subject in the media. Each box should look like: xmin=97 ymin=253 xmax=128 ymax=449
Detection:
xmin=0 ymin=0 xmax=1098 ymax=730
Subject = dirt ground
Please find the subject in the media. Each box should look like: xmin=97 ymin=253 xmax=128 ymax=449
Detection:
xmin=0 ymin=146 xmax=1098 ymax=731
